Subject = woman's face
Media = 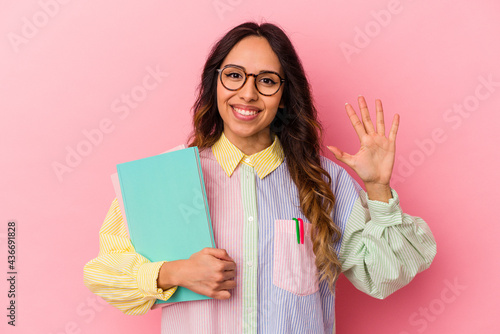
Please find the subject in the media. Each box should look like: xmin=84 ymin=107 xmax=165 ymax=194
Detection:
xmin=217 ymin=36 xmax=285 ymax=150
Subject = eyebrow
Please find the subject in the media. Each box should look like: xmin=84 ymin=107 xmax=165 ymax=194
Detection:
xmin=224 ymin=63 xmax=281 ymax=74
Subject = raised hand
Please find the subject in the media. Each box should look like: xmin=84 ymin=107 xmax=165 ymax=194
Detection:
xmin=327 ymin=96 xmax=399 ymax=202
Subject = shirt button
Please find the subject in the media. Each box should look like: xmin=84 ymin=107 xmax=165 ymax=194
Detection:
xmin=244 ymin=158 xmax=251 ymax=163
xmin=248 ymin=216 xmax=253 ymax=222
xmin=247 ymin=261 xmax=253 ymax=267
xmin=247 ymin=307 xmax=253 ymax=313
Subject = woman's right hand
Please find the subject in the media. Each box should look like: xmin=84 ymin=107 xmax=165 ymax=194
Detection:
xmin=157 ymin=248 xmax=237 ymax=300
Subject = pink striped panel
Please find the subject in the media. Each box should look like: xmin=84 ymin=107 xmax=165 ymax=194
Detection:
xmin=160 ymin=148 xmax=244 ymax=334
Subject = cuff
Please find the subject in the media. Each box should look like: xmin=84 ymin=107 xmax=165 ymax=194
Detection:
xmin=137 ymin=261 xmax=178 ymax=301
xmin=364 ymin=188 xmax=403 ymax=227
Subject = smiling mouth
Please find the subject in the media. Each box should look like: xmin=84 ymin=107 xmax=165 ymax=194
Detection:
xmin=231 ymin=105 xmax=261 ymax=116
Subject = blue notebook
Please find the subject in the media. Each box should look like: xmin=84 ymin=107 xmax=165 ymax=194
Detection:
xmin=116 ymin=146 xmax=215 ymax=305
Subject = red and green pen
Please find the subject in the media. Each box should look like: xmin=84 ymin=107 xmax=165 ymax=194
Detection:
xmin=292 ymin=218 xmax=304 ymax=244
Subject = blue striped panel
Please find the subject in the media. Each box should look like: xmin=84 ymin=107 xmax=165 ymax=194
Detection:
xmin=255 ymin=157 xmax=360 ymax=333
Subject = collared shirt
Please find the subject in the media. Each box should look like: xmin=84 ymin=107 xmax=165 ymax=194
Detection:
xmin=211 ymin=131 xmax=284 ymax=179
xmin=84 ymin=132 xmax=437 ymax=334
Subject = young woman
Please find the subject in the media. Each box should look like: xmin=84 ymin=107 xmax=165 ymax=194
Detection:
xmin=84 ymin=21 xmax=436 ymax=333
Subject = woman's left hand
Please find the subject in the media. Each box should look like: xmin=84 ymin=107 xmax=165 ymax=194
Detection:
xmin=327 ymin=96 xmax=399 ymax=202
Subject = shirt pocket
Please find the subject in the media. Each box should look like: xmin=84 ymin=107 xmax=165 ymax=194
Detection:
xmin=272 ymin=219 xmax=319 ymax=296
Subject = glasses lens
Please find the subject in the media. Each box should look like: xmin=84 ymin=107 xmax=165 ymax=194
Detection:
xmin=256 ymin=72 xmax=281 ymax=95
xmin=221 ymin=67 xmax=246 ymax=90
xmin=220 ymin=66 xmax=282 ymax=95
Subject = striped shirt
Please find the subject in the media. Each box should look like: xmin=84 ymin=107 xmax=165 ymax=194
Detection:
xmin=83 ymin=132 xmax=437 ymax=334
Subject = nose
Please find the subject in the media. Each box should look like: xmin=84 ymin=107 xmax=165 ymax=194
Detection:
xmin=238 ymin=75 xmax=259 ymax=101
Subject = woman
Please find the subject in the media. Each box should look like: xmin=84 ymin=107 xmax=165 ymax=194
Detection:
xmin=84 ymin=21 xmax=436 ymax=333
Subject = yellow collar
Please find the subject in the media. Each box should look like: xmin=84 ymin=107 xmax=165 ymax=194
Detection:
xmin=211 ymin=132 xmax=285 ymax=179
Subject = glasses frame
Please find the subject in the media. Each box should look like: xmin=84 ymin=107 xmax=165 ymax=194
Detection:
xmin=216 ymin=64 xmax=285 ymax=96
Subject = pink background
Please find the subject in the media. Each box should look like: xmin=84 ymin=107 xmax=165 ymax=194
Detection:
xmin=1 ymin=0 xmax=499 ymax=333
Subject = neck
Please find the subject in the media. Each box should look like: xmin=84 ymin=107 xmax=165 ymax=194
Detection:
xmin=224 ymin=130 xmax=274 ymax=155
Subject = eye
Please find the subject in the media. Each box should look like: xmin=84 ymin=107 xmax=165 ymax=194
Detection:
xmin=260 ymin=77 xmax=277 ymax=85
xmin=258 ymin=75 xmax=279 ymax=87
xmin=222 ymin=67 xmax=245 ymax=81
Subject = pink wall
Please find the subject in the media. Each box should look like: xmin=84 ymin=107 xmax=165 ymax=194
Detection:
xmin=1 ymin=1 xmax=498 ymax=333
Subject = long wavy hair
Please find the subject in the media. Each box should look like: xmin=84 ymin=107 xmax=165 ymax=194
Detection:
xmin=187 ymin=22 xmax=341 ymax=293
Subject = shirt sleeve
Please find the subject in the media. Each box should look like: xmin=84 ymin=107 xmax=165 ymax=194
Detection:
xmin=83 ymin=198 xmax=178 ymax=315
xmin=338 ymin=186 xmax=437 ymax=299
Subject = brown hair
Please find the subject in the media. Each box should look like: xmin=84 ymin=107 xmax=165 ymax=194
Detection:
xmin=187 ymin=21 xmax=341 ymax=293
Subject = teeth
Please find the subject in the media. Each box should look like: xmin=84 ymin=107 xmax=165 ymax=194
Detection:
xmin=233 ymin=106 xmax=258 ymax=116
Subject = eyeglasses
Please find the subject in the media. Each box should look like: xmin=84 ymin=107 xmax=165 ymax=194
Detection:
xmin=216 ymin=64 xmax=285 ymax=96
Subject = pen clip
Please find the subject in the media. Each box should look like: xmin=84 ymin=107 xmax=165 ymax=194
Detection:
xmin=298 ymin=218 xmax=304 ymax=244
xmin=292 ymin=218 xmax=300 ymax=244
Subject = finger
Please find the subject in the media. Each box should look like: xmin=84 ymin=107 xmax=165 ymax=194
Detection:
xmin=222 ymin=269 xmax=236 ymax=280
xmin=213 ymin=290 xmax=231 ymax=300
xmin=388 ymin=114 xmax=400 ymax=142
xmin=345 ymin=103 xmax=366 ymax=140
xmin=358 ymin=95 xmax=376 ymax=134
xmin=221 ymin=261 xmax=236 ymax=272
xmin=219 ymin=278 xmax=237 ymax=290
xmin=327 ymin=146 xmax=353 ymax=165
xmin=375 ymin=99 xmax=385 ymax=136
xmin=206 ymin=248 xmax=234 ymax=262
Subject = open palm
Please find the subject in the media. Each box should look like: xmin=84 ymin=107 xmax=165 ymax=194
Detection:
xmin=327 ymin=96 xmax=399 ymax=187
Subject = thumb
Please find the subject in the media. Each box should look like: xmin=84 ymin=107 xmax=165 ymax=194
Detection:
xmin=327 ymin=146 xmax=345 ymax=162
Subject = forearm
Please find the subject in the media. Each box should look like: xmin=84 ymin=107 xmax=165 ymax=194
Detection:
xmin=84 ymin=254 xmax=166 ymax=315
xmin=340 ymin=188 xmax=437 ymax=299
xmin=84 ymin=199 xmax=177 ymax=314
xmin=157 ymin=260 xmax=187 ymax=290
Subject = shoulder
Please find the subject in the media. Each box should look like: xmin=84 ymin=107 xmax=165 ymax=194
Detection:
xmin=319 ymin=155 xmax=343 ymax=178
xmin=163 ymin=143 xmax=214 ymax=159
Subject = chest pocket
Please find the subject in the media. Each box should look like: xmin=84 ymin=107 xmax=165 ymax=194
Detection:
xmin=272 ymin=219 xmax=320 ymax=296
